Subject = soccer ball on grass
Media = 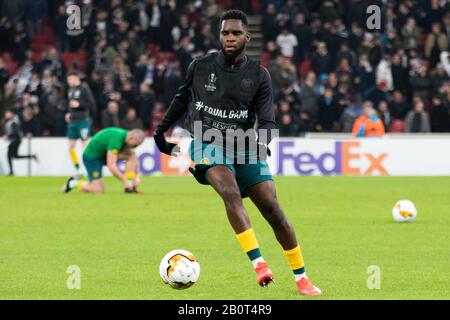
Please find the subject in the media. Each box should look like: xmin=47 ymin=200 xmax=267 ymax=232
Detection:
xmin=392 ymin=200 xmax=417 ymax=222
xmin=159 ymin=249 xmax=200 ymax=289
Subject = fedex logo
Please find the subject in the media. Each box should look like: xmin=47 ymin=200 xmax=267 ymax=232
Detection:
xmin=277 ymin=141 xmax=388 ymax=176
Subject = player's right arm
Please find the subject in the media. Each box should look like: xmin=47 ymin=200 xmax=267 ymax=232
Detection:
xmin=106 ymin=151 xmax=131 ymax=188
xmin=154 ymin=60 xmax=197 ymax=155
xmin=65 ymin=99 xmax=72 ymax=123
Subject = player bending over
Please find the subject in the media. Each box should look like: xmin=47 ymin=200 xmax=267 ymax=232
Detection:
xmin=63 ymin=127 xmax=144 ymax=194
xmin=154 ymin=10 xmax=321 ymax=296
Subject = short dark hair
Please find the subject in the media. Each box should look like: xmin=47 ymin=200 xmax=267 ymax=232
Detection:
xmin=220 ymin=9 xmax=248 ymax=28
xmin=67 ymin=71 xmax=80 ymax=78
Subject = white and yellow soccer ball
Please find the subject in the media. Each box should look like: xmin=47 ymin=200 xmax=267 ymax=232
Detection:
xmin=392 ymin=200 xmax=417 ymax=222
xmin=159 ymin=249 xmax=200 ymax=289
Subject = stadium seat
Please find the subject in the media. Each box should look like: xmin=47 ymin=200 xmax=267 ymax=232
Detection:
xmin=260 ymin=52 xmax=271 ymax=68
xmin=31 ymin=33 xmax=57 ymax=63
xmin=418 ymin=32 xmax=427 ymax=55
xmin=251 ymin=0 xmax=260 ymax=12
xmin=299 ymin=59 xmax=311 ymax=81
xmin=155 ymin=52 xmax=176 ymax=66
xmin=4 ymin=61 xmax=18 ymax=75
xmin=0 ymin=52 xmax=13 ymax=62
xmin=148 ymin=43 xmax=161 ymax=56
xmin=0 ymin=53 xmax=18 ymax=75
xmin=41 ymin=17 xmax=55 ymax=38
xmin=390 ymin=120 xmax=405 ymax=133
xmin=62 ymin=50 xmax=87 ymax=71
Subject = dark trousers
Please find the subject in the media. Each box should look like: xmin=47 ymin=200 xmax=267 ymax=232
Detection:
xmin=7 ymin=138 xmax=33 ymax=175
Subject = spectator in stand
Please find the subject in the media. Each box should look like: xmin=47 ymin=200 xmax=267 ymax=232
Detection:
xmin=136 ymin=82 xmax=155 ymax=130
xmin=335 ymin=42 xmax=357 ymax=70
xmin=53 ymin=4 xmax=69 ymax=52
xmin=279 ymin=113 xmax=299 ymax=137
xmin=163 ymin=64 xmax=183 ymax=112
xmin=0 ymin=58 xmax=10 ymax=94
xmin=176 ymin=36 xmax=194 ymax=80
xmin=12 ymin=21 xmax=29 ymax=65
xmin=401 ymin=16 xmax=420 ymax=51
xmin=430 ymin=63 xmax=450 ymax=96
xmin=390 ymin=51 xmax=409 ymax=96
xmin=367 ymin=81 xmax=389 ymax=111
xmin=276 ymin=28 xmax=298 ymax=59
xmin=316 ymin=86 xmax=339 ymax=132
xmin=425 ymin=22 xmax=448 ymax=69
xmin=352 ymin=101 xmax=385 ymax=137
xmin=292 ymin=13 xmax=312 ymax=64
xmin=102 ymin=100 xmax=120 ymax=128
xmin=376 ymin=56 xmax=393 ymax=92
xmin=24 ymin=0 xmax=47 ymax=37
xmin=0 ymin=83 xmax=17 ymax=116
xmin=120 ymin=108 xmax=144 ymax=131
xmin=311 ymin=42 xmax=332 ymax=77
xmin=192 ymin=23 xmax=217 ymax=54
xmin=335 ymin=83 xmax=352 ymax=120
xmin=298 ymin=71 xmax=320 ymax=132
xmin=430 ymin=96 xmax=450 ymax=133
xmin=377 ymin=100 xmax=391 ymax=133
xmin=410 ymin=61 xmax=432 ymax=102
xmin=21 ymin=106 xmax=41 ymax=137
xmin=355 ymin=54 xmax=375 ymax=100
xmin=261 ymin=3 xmax=278 ymax=43
xmin=444 ymin=12 xmax=450 ymax=46
xmin=405 ymin=96 xmax=431 ymax=133
xmin=389 ymin=91 xmax=410 ymax=121
xmin=172 ymin=14 xmax=195 ymax=45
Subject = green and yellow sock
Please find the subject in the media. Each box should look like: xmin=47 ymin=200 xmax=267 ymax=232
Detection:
xmin=69 ymin=178 xmax=87 ymax=192
xmin=284 ymin=245 xmax=307 ymax=281
xmin=236 ymin=228 xmax=265 ymax=268
xmin=77 ymin=180 xmax=87 ymax=192
xmin=69 ymin=150 xmax=80 ymax=170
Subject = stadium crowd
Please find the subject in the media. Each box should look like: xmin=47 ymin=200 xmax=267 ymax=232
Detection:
xmin=1 ymin=0 xmax=450 ymax=138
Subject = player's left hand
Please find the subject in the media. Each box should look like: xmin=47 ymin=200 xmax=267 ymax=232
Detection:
xmin=154 ymin=133 xmax=180 ymax=156
xmin=69 ymin=100 xmax=80 ymax=108
xmin=133 ymin=176 xmax=141 ymax=187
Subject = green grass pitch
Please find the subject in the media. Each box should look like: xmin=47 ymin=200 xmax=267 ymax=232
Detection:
xmin=0 ymin=176 xmax=449 ymax=300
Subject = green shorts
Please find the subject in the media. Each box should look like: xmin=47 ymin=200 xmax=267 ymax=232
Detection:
xmin=82 ymin=154 xmax=105 ymax=181
xmin=67 ymin=119 xmax=91 ymax=141
xmin=188 ymin=140 xmax=273 ymax=198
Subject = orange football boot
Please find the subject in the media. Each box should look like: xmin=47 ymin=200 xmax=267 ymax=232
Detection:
xmin=296 ymin=278 xmax=322 ymax=296
xmin=255 ymin=262 xmax=274 ymax=287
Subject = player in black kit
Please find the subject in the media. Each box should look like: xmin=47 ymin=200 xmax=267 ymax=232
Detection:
xmin=154 ymin=10 xmax=321 ymax=296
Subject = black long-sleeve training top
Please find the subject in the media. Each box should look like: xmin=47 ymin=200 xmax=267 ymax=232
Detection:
xmin=156 ymin=51 xmax=278 ymax=146
xmin=67 ymin=83 xmax=97 ymax=121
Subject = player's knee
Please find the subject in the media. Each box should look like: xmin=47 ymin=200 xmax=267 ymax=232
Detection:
xmin=221 ymin=186 xmax=242 ymax=208
xmin=263 ymin=203 xmax=288 ymax=228
xmin=89 ymin=181 xmax=104 ymax=193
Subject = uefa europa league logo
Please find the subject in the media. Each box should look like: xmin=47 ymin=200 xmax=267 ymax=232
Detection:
xmin=66 ymin=4 xmax=84 ymax=36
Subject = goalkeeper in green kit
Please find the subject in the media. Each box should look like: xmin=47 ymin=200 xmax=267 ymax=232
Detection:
xmin=62 ymin=127 xmax=145 ymax=193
